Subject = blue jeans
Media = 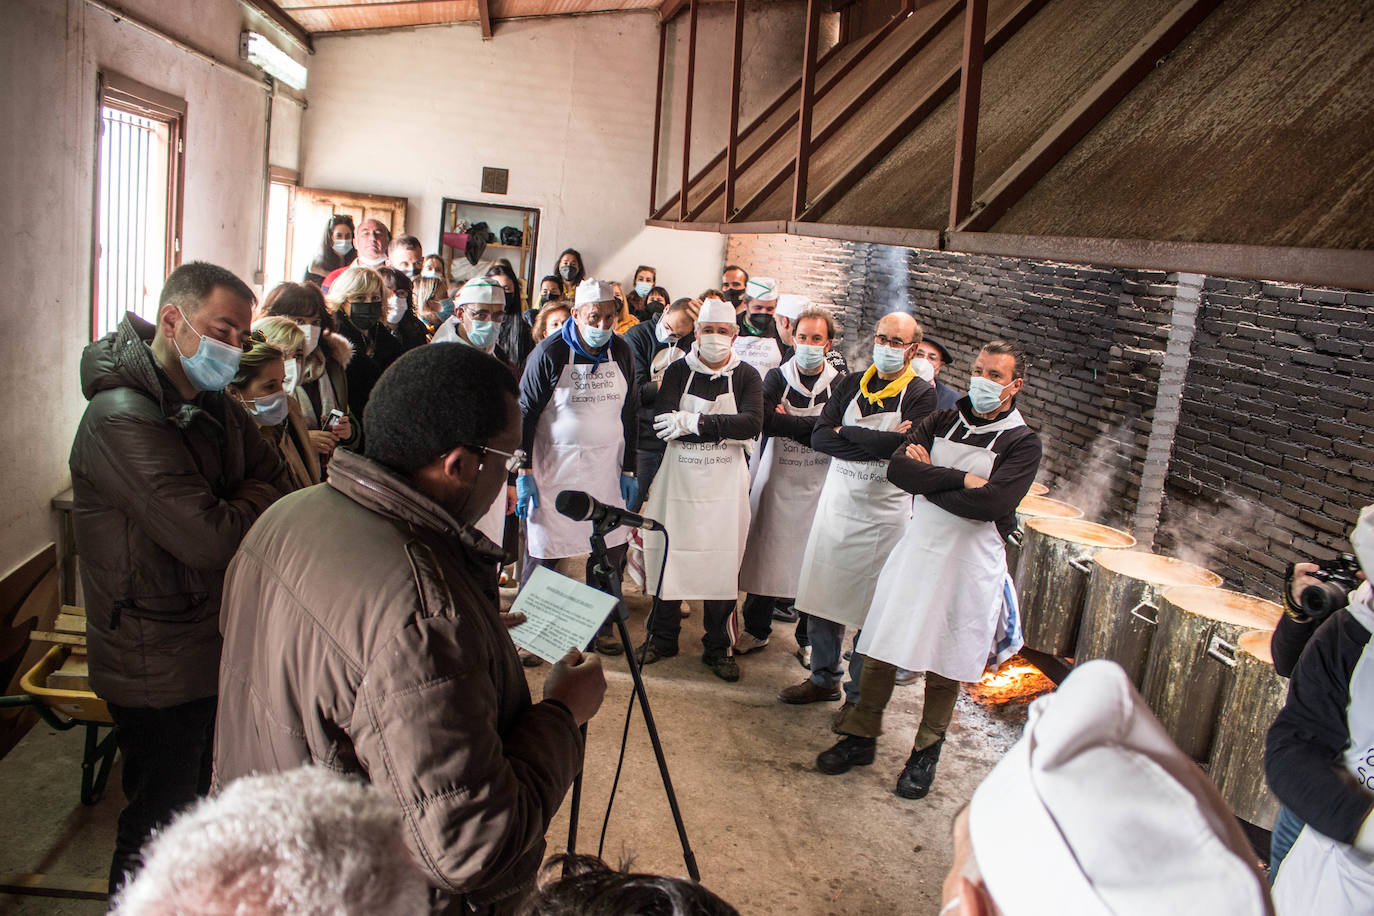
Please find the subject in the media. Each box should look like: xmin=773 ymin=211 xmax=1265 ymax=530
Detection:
xmin=1268 ymin=805 xmax=1304 ymax=885
xmin=806 ymin=616 xmax=862 ymax=705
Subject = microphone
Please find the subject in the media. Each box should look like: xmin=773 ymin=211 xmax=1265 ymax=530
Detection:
xmin=555 ymin=490 xmax=665 ymax=532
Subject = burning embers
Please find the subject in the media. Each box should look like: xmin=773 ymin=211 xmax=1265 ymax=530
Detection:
xmin=972 ymin=655 xmax=1054 ymax=706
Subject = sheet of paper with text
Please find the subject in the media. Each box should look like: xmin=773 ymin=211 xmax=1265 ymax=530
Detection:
xmin=508 ymin=566 xmax=618 ymax=664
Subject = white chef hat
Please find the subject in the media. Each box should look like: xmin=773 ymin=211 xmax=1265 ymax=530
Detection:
xmin=775 ymin=293 xmax=808 ymax=321
xmin=575 ymin=278 xmax=617 ymax=308
xmin=1351 ymin=504 xmax=1374 ymax=576
xmin=745 ymin=276 xmax=778 ymax=301
xmin=696 ymin=297 xmax=736 ymax=325
xmin=456 ymin=278 xmax=505 ymax=307
xmin=969 ymin=660 xmax=1271 ymax=916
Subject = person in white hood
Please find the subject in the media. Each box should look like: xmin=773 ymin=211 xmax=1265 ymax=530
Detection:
xmin=637 ymin=298 xmax=764 ymax=682
xmin=943 ymin=659 xmax=1273 ymax=916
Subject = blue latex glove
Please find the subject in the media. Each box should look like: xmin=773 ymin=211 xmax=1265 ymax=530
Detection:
xmin=515 ymin=475 xmax=539 ymax=519
xmin=619 ymin=474 xmax=639 ymax=509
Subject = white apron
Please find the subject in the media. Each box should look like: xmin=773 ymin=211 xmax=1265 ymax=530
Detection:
xmin=793 ymin=385 xmax=916 ymax=627
xmin=526 ymin=358 xmax=630 ymax=559
xmin=732 ymin=333 xmax=784 ymax=376
xmin=1273 ymin=598 xmax=1374 ymax=914
xmin=650 ymin=341 xmax=686 ymax=382
xmin=737 ymin=360 xmax=837 ymax=598
xmin=858 ymin=410 xmax=1027 ymax=682
xmin=643 ymin=371 xmax=751 ymax=601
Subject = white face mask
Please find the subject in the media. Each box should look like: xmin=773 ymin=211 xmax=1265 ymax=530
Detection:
xmin=698 ymin=333 xmax=733 ymax=364
xmin=283 ymin=358 xmax=300 ymax=394
xmin=332 ymin=239 xmax=353 ymax=256
xmin=911 ymin=356 xmax=935 ymax=383
xmin=655 ymin=317 xmax=680 ymax=345
xmin=385 ymin=295 xmax=407 ymax=325
xmin=357 ymin=254 xmax=386 ymax=268
xmin=299 ymin=324 xmax=321 ymax=354
xmin=244 ymin=390 xmax=290 ymax=427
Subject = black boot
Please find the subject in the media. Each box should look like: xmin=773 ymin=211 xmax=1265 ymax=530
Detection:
xmin=816 ymin=735 xmax=876 ymax=775
xmin=894 ymin=738 xmax=944 ymax=799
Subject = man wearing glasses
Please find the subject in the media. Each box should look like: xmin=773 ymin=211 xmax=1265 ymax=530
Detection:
xmin=214 ymin=343 xmax=606 ymax=914
xmin=515 ymin=279 xmax=639 ymax=655
xmin=781 ymin=312 xmax=937 ymax=713
xmin=70 ymin=262 xmax=290 ymax=893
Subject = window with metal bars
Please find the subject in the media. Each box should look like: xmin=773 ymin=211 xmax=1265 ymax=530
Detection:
xmin=92 ymin=73 xmax=186 ymax=340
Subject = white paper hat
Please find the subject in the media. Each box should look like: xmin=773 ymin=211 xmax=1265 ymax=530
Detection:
xmin=456 ymin=278 xmax=505 ymax=307
xmin=696 ymin=297 xmax=736 ymax=325
xmin=969 ymin=659 xmax=1272 ymax=916
xmin=775 ymin=293 xmax=809 ymax=321
xmin=745 ymin=276 xmax=778 ymax=301
xmin=575 ymin=278 xmax=617 ymax=307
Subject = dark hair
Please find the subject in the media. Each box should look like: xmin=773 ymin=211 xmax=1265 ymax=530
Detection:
xmin=521 ymin=855 xmax=738 ymax=916
xmin=665 ymin=297 xmax=695 ymax=316
xmin=262 ymin=281 xmax=334 ymax=332
xmin=160 ymin=261 xmax=256 ymax=316
xmin=314 ymin=215 xmax=355 ymax=273
xmin=981 ymin=338 xmax=1027 ymax=378
xmin=389 ymin=234 xmax=422 ymax=255
xmin=485 ymin=263 xmax=524 ymax=307
xmin=634 ymin=264 xmax=656 ymax=280
xmin=539 ymin=275 xmax=565 ymax=298
xmin=721 ymin=264 xmax=749 ymax=283
xmin=648 ymin=285 xmax=670 ymax=303
xmin=377 ymin=267 xmax=413 ymax=299
xmin=553 ymin=248 xmax=586 ymax=284
xmin=363 ymin=344 xmax=518 ymax=475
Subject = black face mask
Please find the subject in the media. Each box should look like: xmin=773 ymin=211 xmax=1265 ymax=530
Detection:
xmin=504 ymin=290 xmax=519 ymax=312
xmin=559 ymin=265 xmax=580 ymax=284
xmin=351 ymin=299 xmax=382 ymax=329
xmin=541 ymin=293 xmax=559 ymax=304
xmin=747 ymin=312 xmax=774 ymax=335
xmin=723 ymin=288 xmax=744 ymax=306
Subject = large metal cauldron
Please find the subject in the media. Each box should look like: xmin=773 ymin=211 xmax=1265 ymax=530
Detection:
xmin=1075 ymin=552 xmax=1222 ymax=688
xmin=1209 ymin=630 xmax=1286 ymax=828
xmin=1141 ymin=587 xmax=1282 ymax=762
xmin=1007 ymin=496 xmax=1083 ymax=579
xmin=1016 ymin=518 xmax=1136 ymax=656
xmin=1027 ymin=482 xmax=1049 ymax=497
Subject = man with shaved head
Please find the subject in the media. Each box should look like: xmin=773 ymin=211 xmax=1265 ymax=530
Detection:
xmin=779 ymin=311 xmax=936 ymax=712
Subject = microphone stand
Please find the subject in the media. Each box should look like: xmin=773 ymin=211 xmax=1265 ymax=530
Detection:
xmin=565 ymin=516 xmax=699 ymax=882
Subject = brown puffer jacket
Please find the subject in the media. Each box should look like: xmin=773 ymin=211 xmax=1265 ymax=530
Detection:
xmin=69 ymin=313 xmax=289 ymax=708
xmin=213 ymin=448 xmax=584 ymax=912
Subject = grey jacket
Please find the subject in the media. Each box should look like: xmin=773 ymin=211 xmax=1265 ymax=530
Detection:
xmin=69 ymin=312 xmax=288 ymax=708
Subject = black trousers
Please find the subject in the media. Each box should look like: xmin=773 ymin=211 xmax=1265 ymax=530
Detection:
xmin=107 ymin=696 xmax=218 ymax=894
xmin=741 ymin=594 xmax=809 ymax=644
xmin=646 ymin=597 xmax=738 ymax=656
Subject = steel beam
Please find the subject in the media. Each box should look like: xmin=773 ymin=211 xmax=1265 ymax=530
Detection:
xmin=679 ymin=0 xmax=700 ymax=222
xmin=948 ymin=0 xmax=986 ymax=227
xmin=649 ymin=22 xmax=667 ymax=214
xmin=791 ymin=0 xmax=822 ymax=219
xmin=955 ymin=0 xmax=1223 ymax=233
xmin=724 ymin=0 xmax=745 ymax=220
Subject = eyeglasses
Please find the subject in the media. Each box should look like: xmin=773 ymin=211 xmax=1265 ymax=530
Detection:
xmin=466 ymin=444 xmax=527 ymax=473
xmin=874 ymin=333 xmax=913 ymax=348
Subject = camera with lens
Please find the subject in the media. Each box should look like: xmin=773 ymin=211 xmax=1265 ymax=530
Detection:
xmin=1299 ymin=553 xmax=1364 ymax=621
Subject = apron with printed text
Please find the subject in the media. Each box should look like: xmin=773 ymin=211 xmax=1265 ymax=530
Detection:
xmin=858 ymin=410 xmax=1026 ymax=682
xmin=643 ymin=371 xmax=752 ymax=601
xmin=793 ymin=385 xmax=916 ymax=628
xmin=737 ymin=359 xmax=838 ymax=598
xmin=732 ymin=334 xmax=784 ymax=377
xmin=526 ymin=359 xmax=629 ymax=559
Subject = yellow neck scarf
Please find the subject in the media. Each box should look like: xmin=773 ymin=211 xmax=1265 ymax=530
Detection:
xmin=859 ymin=364 xmax=916 ymax=406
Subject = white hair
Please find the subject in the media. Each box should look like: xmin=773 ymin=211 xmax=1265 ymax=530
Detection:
xmin=112 ymin=766 xmax=429 ymax=916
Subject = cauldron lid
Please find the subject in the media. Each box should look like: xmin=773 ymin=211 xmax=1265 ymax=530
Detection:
xmin=1162 ymin=585 xmax=1282 ymax=629
xmin=1093 ymin=551 xmax=1224 ymax=588
xmin=1017 ymin=496 xmax=1083 ymax=520
xmin=1028 ymin=482 xmax=1049 ymax=496
xmin=1025 ymin=517 xmax=1136 ymax=548
xmin=1238 ymin=629 xmax=1274 ymax=665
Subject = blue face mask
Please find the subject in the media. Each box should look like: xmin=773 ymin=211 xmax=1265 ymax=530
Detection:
xmin=634 ymin=281 xmax=653 ymax=298
xmin=968 ymin=376 xmax=1007 ymax=414
xmin=437 ymin=299 xmax=456 ymax=324
xmin=174 ymin=308 xmax=242 ymax=391
xmin=244 ymin=390 xmax=290 ymax=427
xmin=795 ymin=344 xmax=825 ymax=372
xmin=581 ymin=323 xmax=613 ymax=348
xmin=871 ymin=344 xmax=908 ymax=375
xmin=466 ymin=318 xmax=497 ymax=348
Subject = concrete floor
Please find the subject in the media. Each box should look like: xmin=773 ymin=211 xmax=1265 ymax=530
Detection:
xmin=0 ymin=580 xmax=1043 ymax=915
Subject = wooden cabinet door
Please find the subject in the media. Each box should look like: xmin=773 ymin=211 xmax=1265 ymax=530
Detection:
xmin=288 ymin=187 xmax=408 ymax=282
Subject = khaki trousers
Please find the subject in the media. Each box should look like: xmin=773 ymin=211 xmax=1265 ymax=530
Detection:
xmin=838 ymin=656 xmax=959 ymax=751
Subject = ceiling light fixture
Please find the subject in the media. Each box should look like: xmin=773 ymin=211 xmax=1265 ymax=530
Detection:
xmin=239 ymin=31 xmax=307 ymax=91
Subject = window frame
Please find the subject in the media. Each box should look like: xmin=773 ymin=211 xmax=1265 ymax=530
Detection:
xmin=91 ymin=71 xmax=187 ymax=340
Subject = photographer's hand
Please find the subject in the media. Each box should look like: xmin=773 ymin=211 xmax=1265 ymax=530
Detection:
xmin=1290 ymin=562 xmax=1320 ymax=609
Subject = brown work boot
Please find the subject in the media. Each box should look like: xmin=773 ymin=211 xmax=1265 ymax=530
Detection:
xmin=777 ymin=679 xmax=841 ymax=705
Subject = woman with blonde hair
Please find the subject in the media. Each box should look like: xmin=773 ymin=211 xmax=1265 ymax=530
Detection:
xmin=225 ymin=334 xmax=308 ymax=493
xmin=260 ymin=282 xmax=356 ymax=461
xmin=609 ymin=281 xmax=639 ymax=335
xmin=532 ymin=302 xmax=571 ymax=343
xmin=249 ymin=316 xmax=322 ymax=488
xmin=325 ymin=266 xmax=404 ymax=420
xmin=412 ymin=275 xmax=449 ymax=336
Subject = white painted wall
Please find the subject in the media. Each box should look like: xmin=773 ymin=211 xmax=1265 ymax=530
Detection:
xmin=0 ymin=0 xmax=299 ymax=580
xmin=301 ymin=13 xmax=729 ymax=302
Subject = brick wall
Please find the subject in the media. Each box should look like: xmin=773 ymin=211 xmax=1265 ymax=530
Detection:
xmin=724 ymin=233 xmax=1374 ymax=597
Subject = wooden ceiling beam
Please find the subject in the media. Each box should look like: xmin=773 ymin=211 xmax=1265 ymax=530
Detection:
xmin=241 ymin=0 xmax=315 ymax=52
xmin=660 ymin=0 xmax=689 ymax=22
